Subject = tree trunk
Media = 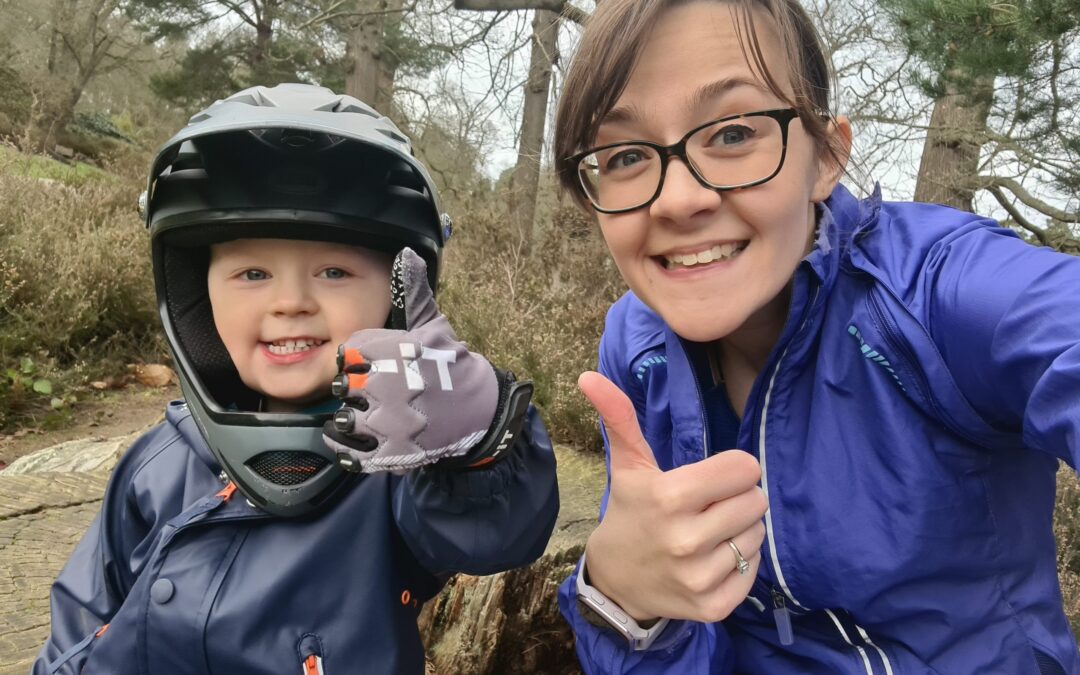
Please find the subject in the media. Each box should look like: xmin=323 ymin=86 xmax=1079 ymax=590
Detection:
xmin=345 ymin=0 xmax=397 ymax=113
xmin=252 ymin=21 xmax=275 ymax=83
xmin=508 ymin=9 xmax=559 ymax=251
xmin=913 ymin=70 xmax=995 ymax=212
xmin=418 ymin=446 xmax=600 ymax=675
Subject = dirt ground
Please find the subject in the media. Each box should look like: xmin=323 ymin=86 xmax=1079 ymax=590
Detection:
xmin=0 ymin=384 xmax=180 ymax=468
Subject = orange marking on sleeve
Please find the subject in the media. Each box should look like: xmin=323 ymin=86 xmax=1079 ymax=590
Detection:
xmin=95 ymin=623 xmax=110 ymax=637
xmin=347 ymin=373 xmax=368 ymax=391
xmin=215 ymin=482 xmax=237 ymax=501
xmin=467 ymin=456 xmax=498 ymax=468
xmin=343 ymin=348 xmax=365 ymax=368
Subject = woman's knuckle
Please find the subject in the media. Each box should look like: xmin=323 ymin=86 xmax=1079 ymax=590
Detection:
xmin=682 ymin=568 xmax=714 ymax=596
xmin=664 ymin=530 xmax=698 ymax=559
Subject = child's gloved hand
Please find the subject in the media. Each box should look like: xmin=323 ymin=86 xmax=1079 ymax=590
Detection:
xmin=323 ymin=248 xmax=533 ymax=474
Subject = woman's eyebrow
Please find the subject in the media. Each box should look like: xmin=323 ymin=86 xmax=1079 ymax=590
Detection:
xmin=599 ymin=102 xmax=646 ymax=128
xmin=686 ymin=77 xmax=769 ymax=114
xmin=598 ymin=77 xmax=771 ymax=130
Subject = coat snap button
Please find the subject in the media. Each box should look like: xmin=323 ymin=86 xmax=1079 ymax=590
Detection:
xmin=150 ymin=578 xmax=175 ymax=604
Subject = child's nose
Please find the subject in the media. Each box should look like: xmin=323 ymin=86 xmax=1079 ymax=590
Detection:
xmin=648 ymin=158 xmax=722 ymax=226
xmin=269 ymin=282 xmax=318 ymax=316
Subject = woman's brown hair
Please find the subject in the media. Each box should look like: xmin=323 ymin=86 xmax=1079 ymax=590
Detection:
xmin=554 ymin=0 xmax=844 ymax=208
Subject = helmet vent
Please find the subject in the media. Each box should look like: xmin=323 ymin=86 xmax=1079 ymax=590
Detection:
xmin=332 ymin=100 xmax=379 ymax=118
xmin=247 ymin=451 xmax=329 ymax=486
xmin=377 ymin=128 xmax=408 ymax=144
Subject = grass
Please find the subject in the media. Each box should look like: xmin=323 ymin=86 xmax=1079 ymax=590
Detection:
xmin=0 ymin=143 xmax=113 ymax=187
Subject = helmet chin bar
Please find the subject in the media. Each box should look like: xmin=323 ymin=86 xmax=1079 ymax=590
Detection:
xmin=175 ymin=365 xmax=354 ymax=518
xmin=165 ymin=304 xmax=353 ymax=518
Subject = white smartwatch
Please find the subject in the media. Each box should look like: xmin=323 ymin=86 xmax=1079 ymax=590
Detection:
xmin=575 ymin=558 xmax=671 ymax=651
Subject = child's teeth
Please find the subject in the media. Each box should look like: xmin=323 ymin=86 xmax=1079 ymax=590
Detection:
xmin=267 ymin=339 xmax=323 ymax=355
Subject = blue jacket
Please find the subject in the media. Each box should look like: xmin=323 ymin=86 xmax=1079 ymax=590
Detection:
xmin=559 ymin=185 xmax=1080 ymax=674
xmin=35 ymin=401 xmax=558 ymax=674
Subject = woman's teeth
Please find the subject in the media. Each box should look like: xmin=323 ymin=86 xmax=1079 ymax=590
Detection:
xmin=267 ymin=339 xmax=325 ymax=355
xmin=664 ymin=242 xmax=747 ymax=269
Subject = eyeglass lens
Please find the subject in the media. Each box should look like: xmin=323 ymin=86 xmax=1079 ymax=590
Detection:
xmin=577 ymin=114 xmax=785 ymax=212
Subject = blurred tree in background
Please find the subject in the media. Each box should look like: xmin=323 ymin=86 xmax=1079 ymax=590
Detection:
xmin=876 ymin=0 xmax=1080 ymax=240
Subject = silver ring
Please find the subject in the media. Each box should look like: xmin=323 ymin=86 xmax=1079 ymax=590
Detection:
xmin=727 ymin=539 xmax=750 ymax=575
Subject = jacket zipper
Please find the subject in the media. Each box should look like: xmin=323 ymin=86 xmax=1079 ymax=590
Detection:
xmin=754 ymin=283 xmax=896 ymax=672
xmin=756 ymin=284 xmax=892 ymax=672
xmin=299 ymin=634 xmax=326 ymax=675
xmin=771 ymin=588 xmax=794 ymax=646
xmin=687 ymin=350 xmax=711 ymax=457
xmin=757 ymin=285 xmax=820 ymax=618
xmin=302 ymin=654 xmax=325 ymax=675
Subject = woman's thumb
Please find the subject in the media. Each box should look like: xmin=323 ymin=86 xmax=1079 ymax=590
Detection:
xmin=578 ymin=371 xmax=659 ymax=471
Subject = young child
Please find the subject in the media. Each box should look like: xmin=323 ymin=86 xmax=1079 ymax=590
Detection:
xmin=34 ymin=83 xmax=558 ymax=674
xmin=554 ymin=0 xmax=1080 ymax=673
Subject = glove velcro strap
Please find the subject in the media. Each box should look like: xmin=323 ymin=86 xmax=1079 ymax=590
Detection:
xmin=437 ymin=370 xmax=533 ymax=470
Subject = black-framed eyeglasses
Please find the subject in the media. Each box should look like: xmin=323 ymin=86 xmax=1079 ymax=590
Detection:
xmin=567 ymin=108 xmax=800 ymax=214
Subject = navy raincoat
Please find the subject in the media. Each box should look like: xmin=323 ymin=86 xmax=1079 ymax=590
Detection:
xmin=35 ymin=401 xmax=558 ymax=674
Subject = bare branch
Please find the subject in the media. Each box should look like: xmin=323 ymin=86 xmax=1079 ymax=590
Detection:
xmin=977 ymin=175 xmax=1080 ymax=224
xmin=986 ymin=185 xmax=1049 ymax=246
xmin=454 ymin=0 xmax=587 ymax=25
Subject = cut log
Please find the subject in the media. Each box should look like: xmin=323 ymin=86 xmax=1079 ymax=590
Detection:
xmin=420 ymin=446 xmax=604 ymax=674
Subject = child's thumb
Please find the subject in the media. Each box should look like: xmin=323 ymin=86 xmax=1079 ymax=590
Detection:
xmin=390 ymin=247 xmax=441 ymax=331
xmin=578 ymin=371 xmax=659 ymax=472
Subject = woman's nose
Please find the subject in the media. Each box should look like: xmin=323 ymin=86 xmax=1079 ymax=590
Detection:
xmin=647 ymin=157 xmax=722 ymax=225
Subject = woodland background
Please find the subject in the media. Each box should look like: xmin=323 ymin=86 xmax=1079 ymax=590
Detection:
xmin=1 ymin=0 xmax=1080 ymax=636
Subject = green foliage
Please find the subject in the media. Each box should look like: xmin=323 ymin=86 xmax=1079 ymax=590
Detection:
xmin=0 ymin=354 xmax=81 ymax=430
xmin=0 ymin=151 xmax=162 ymax=431
xmin=149 ymin=41 xmax=245 ymax=109
xmin=880 ymin=0 xmax=1080 ymax=89
xmin=0 ymin=65 xmax=33 ymax=137
xmin=69 ymin=111 xmax=137 ymax=144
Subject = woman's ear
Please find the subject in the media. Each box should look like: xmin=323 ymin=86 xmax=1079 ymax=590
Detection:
xmin=811 ymin=115 xmax=852 ymax=202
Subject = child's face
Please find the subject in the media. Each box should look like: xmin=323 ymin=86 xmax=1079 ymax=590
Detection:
xmin=591 ymin=2 xmax=848 ymax=343
xmin=207 ymin=238 xmax=392 ymax=412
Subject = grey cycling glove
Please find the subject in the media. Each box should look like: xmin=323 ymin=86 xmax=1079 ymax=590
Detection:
xmin=322 ymin=248 xmax=532 ymax=474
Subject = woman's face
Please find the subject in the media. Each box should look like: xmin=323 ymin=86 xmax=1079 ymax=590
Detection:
xmin=591 ymin=2 xmax=848 ymax=343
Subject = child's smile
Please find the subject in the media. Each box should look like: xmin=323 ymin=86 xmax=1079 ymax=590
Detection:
xmin=207 ymin=238 xmax=392 ymax=411
xmin=263 ymin=337 xmax=329 ymax=361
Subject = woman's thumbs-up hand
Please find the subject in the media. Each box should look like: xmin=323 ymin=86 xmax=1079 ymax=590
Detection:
xmin=578 ymin=371 xmax=767 ymax=624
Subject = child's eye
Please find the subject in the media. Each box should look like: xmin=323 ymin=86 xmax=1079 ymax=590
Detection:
xmin=319 ymin=267 xmax=350 ymax=279
xmin=241 ymin=269 xmax=268 ymax=281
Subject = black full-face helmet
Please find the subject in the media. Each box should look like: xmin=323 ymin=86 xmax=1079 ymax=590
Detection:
xmin=143 ymin=83 xmax=451 ymax=517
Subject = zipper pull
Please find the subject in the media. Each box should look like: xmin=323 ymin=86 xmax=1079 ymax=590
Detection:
xmin=772 ymin=588 xmax=795 ymax=646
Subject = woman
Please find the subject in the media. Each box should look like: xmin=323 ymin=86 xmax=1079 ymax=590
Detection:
xmin=555 ymin=1 xmax=1080 ymax=673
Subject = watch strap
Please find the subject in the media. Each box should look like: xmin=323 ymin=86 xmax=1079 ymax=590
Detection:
xmin=575 ymin=557 xmax=671 ymax=651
